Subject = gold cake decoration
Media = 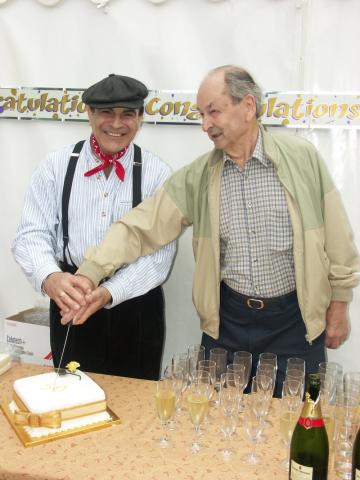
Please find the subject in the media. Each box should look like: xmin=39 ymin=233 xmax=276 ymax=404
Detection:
xmin=65 ymin=361 xmax=80 ymax=373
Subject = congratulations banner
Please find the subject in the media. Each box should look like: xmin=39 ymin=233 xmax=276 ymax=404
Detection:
xmin=1 ymin=87 xmax=360 ymax=128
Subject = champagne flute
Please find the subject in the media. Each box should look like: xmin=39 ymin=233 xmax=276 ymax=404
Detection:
xmin=318 ymin=371 xmax=335 ymax=416
xmin=282 ymin=378 xmax=302 ymax=412
xmin=250 ymin=374 xmax=273 ymax=436
xmin=344 ymin=372 xmax=360 ymax=389
xmin=319 ymin=361 xmax=342 ymax=379
xmin=227 ymin=363 xmax=246 ymax=414
xmin=163 ymin=364 xmax=185 ymax=419
xmin=343 ymin=372 xmax=360 ymax=408
xmin=155 ymin=378 xmax=176 ymax=448
xmin=319 ymin=361 xmax=343 ymax=403
xmin=344 ymin=372 xmax=360 ymax=396
xmin=233 ymin=351 xmax=252 ymax=389
xmin=191 ymin=369 xmax=212 ymax=386
xmin=250 ymin=374 xmax=272 ymax=419
xmin=259 ymin=352 xmax=277 ymax=370
xmin=188 ymin=344 xmax=205 ymax=384
xmin=233 ymin=351 xmax=252 ymax=411
xmin=242 ymin=408 xmax=263 ymax=464
xmin=219 ymin=409 xmax=238 ymax=460
xmin=286 ymin=368 xmax=305 ymax=398
xmin=257 ymin=363 xmax=277 ymax=397
xmin=172 ymin=352 xmax=189 ymax=387
xmin=334 ymin=412 xmax=358 ymax=480
xmin=279 ymin=394 xmax=298 ymax=471
xmin=336 ymin=391 xmax=359 ymax=426
xmin=219 ymin=372 xmax=241 ymax=417
xmin=258 ymin=353 xmax=277 ymax=395
xmin=209 ymin=347 xmax=227 ymax=392
xmin=286 ymin=357 xmax=305 ymax=375
xmin=186 ymin=380 xmax=210 ymax=453
xmin=198 ymin=360 xmax=216 ymax=385
xmin=188 ymin=344 xmax=205 ymax=357
xmin=198 ymin=359 xmax=217 ymax=407
xmin=191 ymin=369 xmax=213 ymax=428
xmin=209 ymin=348 xmax=227 ymax=405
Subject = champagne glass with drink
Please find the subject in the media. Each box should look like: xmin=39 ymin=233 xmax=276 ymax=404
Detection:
xmin=155 ymin=378 xmax=176 ymax=448
xmin=186 ymin=377 xmax=210 ymax=453
xmin=163 ymin=364 xmax=185 ymax=421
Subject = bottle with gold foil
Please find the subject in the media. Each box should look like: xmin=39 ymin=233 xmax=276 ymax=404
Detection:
xmin=289 ymin=373 xmax=329 ymax=480
xmin=352 ymin=427 xmax=360 ymax=480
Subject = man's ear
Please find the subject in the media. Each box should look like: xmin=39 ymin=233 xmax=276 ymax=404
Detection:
xmin=243 ymin=94 xmax=257 ymax=121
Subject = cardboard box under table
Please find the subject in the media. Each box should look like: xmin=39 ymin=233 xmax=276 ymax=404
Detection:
xmin=3 ymin=308 xmax=52 ymax=366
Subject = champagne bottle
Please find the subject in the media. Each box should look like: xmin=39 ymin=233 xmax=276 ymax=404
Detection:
xmin=352 ymin=427 xmax=360 ymax=480
xmin=289 ymin=373 xmax=329 ymax=480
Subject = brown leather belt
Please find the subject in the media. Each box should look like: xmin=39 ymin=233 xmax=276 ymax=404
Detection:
xmin=224 ymin=283 xmax=297 ymax=310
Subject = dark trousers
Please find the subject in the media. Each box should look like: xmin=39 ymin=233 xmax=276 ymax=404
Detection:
xmin=50 ymin=267 xmax=165 ymax=380
xmin=201 ymin=282 xmax=326 ymax=397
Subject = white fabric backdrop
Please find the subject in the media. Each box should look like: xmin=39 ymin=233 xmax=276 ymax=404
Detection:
xmin=1 ymin=0 xmax=359 ymax=371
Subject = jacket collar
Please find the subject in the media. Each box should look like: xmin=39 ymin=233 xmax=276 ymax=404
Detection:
xmin=260 ymin=124 xmax=280 ymax=168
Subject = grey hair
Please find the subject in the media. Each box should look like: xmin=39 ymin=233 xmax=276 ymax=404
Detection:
xmin=208 ymin=65 xmax=262 ymax=118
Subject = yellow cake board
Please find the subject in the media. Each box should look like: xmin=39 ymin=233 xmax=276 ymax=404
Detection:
xmin=1 ymin=401 xmax=121 ymax=447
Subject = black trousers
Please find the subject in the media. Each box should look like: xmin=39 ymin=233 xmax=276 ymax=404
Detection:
xmin=50 ymin=264 xmax=165 ymax=380
xmin=201 ymin=282 xmax=326 ymax=397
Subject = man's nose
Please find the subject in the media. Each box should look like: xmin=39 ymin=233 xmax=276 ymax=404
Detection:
xmin=110 ymin=114 xmax=124 ymax=129
xmin=201 ymin=115 xmax=211 ymax=133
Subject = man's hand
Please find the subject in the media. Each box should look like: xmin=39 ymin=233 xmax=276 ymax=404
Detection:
xmin=325 ymin=301 xmax=350 ymax=349
xmin=60 ymin=286 xmax=112 ymax=325
xmin=43 ymin=272 xmax=94 ymax=313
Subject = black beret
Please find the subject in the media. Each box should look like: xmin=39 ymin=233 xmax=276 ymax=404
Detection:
xmin=82 ymin=74 xmax=148 ymax=109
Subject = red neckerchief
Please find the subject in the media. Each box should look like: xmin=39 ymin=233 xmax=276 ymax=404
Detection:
xmin=84 ymin=134 xmax=128 ymax=181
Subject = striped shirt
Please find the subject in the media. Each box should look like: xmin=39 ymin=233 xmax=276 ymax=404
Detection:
xmin=220 ymin=131 xmax=296 ymax=297
xmin=11 ymin=138 xmax=176 ymax=307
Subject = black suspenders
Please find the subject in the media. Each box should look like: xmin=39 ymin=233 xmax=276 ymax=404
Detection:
xmin=61 ymin=141 xmax=142 ymax=265
xmin=62 ymin=140 xmax=85 ymax=264
xmin=132 ymin=144 xmax=142 ymax=208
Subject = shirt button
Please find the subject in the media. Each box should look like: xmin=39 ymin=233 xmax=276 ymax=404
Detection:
xmin=247 ymin=202 xmax=252 ymax=208
xmin=101 ymin=212 xmax=106 ymax=217
xmin=104 ymin=192 xmax=108 ymax=197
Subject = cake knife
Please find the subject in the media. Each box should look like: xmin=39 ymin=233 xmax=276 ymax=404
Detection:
xmin=52 ymin=320 xmax=72 ymax=389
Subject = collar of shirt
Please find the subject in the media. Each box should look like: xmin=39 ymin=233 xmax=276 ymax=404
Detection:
xmin=222 ymin=130 xmax=269 ymax=169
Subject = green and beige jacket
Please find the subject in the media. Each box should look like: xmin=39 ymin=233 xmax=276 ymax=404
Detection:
xmin=78 ymin=126 xmax=360 ymax=342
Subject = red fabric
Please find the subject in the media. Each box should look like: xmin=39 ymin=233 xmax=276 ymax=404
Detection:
xmin=84 ymin=134 xmax=128 ymax=181
xmin=298 ymin=416 xmax=325 ymax=429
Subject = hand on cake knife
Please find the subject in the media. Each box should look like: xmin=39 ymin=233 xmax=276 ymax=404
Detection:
xmin=52 ymin=321 xmax=72 ymax=389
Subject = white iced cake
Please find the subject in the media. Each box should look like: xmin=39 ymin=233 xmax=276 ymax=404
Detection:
xmin=10 ymin=370 xmax=110 ymax=438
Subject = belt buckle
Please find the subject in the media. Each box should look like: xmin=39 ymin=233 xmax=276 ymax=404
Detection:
xmin=246 ymin=298 xmax=264 ymax=310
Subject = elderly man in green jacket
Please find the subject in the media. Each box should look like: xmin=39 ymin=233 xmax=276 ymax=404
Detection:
xmin=65 ymin=65 xmax=359 ymax=396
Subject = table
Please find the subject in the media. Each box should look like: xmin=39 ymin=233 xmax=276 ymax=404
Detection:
xmin=0 ymin=364 xmax=333 ymax=480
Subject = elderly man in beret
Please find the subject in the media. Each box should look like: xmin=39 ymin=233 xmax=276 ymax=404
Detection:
xmin=12 ymin=74 xmax=176 ymax=380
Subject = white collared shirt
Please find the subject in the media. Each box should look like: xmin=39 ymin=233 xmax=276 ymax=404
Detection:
xmin=12 ymin=138 xmax=176 ymax=307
